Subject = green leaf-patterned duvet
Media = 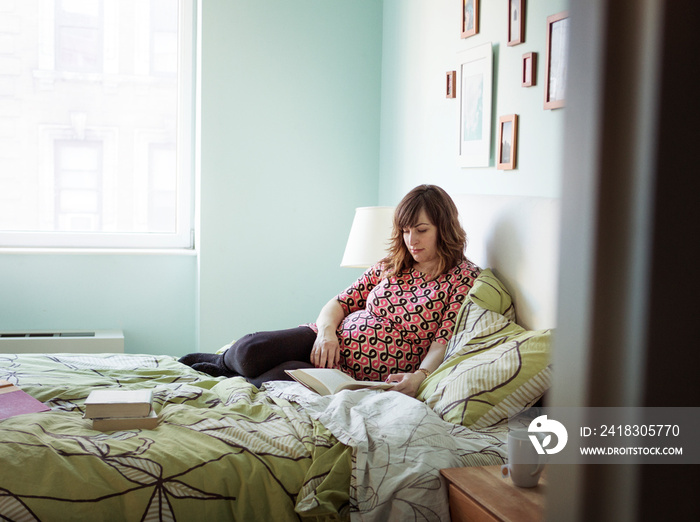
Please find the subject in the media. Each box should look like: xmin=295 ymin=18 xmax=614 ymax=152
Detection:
xmin=0 ymin=353 xmax=351 ymax=521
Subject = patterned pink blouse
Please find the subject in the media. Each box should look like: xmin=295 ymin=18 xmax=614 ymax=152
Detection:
xmin=310 ymin=260 xmax=480 ymax=381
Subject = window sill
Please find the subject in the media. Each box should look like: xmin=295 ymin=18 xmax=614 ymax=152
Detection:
xmin=0 ymin=247 xmax=197 ymax=256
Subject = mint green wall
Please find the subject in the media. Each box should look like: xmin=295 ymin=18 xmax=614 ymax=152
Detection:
xmin=378 ymin=0 xmax=568 ymax=204
xmin=0 ymin=253 xmax=196 ymax=355
xmin=1 ymin=1 xmax=566 ymax=356
xmin=1 ymin=0 xmax=382 ymax=357
xmin=197 ymin=0 xmax=383 ymax=351
xmin=5 ymin=1 xmax=566 ymax=355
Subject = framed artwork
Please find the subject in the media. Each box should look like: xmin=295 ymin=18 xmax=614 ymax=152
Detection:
xmin=457 ymin=42 xmax=493 ymax=168
xmin=508 ymin=0 xmax=525 ymax=46
xmin=461 ymin=0 xmax=479 ymax=39
xmin=544 ymin=11 xmax=569 ymax=109
xmin=497 ymin=114 xmax=518 ymax=170
xmin=446 ymin=71 xmax=456 ymax=98
xmin=522 ymin=52 xmax=536 ymax=87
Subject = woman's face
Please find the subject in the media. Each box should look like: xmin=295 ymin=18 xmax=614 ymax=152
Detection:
xmin=402 ymin=209 xmax=439 ymax=271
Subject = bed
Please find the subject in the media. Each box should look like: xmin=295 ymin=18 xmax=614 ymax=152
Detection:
xmin=0 ymin=268 xmax=551 ymax=521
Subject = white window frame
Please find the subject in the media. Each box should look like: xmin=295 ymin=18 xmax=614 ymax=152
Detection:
xmin=1 ymin=0 xmax=196 ymax=250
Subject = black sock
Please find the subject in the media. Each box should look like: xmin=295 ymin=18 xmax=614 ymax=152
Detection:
xmin=191 ymin=361 xmax=238 ymax=378
xmin=178 ymin=352 xmax=222 ymax=367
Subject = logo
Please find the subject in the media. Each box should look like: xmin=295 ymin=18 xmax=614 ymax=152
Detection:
xmin=528 ymin=415 xmax=568 ymax=455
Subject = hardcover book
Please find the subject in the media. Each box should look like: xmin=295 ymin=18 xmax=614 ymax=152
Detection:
xmin=284 ymin=368 xmax=394 ymax=396
xmin=84 ymin=389 xmax=153 ymax=419
xmin=91 ymin=410 xmax=159 ymax=432
xmin=0 ymin=380 xmax=51 ymax=420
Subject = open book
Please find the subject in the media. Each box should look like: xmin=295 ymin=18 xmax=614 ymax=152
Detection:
xmin=285 ymin=368 xmax=394 ymax=396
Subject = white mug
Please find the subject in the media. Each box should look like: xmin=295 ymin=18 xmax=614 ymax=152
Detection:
xmin=501 ymin=429 xmax=545 ymax=488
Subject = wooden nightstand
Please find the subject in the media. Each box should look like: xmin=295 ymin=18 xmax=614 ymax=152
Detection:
xmin=440 ymin=465 xmax=546 ymax=522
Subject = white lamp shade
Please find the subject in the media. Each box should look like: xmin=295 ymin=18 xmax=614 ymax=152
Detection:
xmin=340 ymin=206 xmax=395 ymax=268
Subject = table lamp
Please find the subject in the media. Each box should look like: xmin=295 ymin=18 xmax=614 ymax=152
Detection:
xmin=340 ymin=206 xmax=395 ymax=268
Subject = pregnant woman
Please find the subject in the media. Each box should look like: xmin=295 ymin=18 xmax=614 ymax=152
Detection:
xmin=180 ymin=184 xmax=480 ymax=397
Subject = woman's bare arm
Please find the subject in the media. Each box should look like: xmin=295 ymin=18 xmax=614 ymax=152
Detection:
xmin=310 ymin=299 xmax=346 ymax=368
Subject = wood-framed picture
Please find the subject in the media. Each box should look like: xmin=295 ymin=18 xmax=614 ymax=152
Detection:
xmin=497 ymin=114 xmax=518 ymax=170
xmin=522 ymin=52 xmax=536 ymax=87
xmin=461 ymin=0 xmax=479 ymax=39
xmin=457 ymin=42 xmax=493 ymax=168
xmin=544 ymin=11 xmax=569 ymax=109
xmin=446 ymin=71 xmax=456 ymax=98
xmin=508 ymin=0 xmax=525 ymax=46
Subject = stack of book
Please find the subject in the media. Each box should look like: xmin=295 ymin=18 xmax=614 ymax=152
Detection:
xmin=84 ymin=389 xmax=158 ymax=431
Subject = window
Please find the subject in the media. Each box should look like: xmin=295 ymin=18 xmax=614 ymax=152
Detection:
xmin=54 ymin=140 xmax=104 ymax=231
xmin=150 ymin=0 xmax=179 ymax=76
xmin=0 ymin=0 xmax=195 ymax=249
xmin=148 ymin=144 xmax=177 ymax=232
xmin=55 ymin=0 xmax=104 ymax=73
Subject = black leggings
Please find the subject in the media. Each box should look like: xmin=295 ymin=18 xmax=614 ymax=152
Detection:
xmin=224 ymin=326 xmax=317 ymax=387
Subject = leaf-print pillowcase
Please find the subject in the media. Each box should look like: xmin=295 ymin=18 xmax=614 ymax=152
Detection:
xmin=417 ymin=325 xmax=552 ymax=428
xmin=416 ymin=268 xmax=552 ymax=428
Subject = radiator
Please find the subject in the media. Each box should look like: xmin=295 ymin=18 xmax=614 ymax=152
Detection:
xmin=0 ymin=330 xmax=124 ymax=354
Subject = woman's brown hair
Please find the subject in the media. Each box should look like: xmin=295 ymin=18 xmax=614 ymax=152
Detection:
xmin=381 ymin=185 xmax=467 ymax=279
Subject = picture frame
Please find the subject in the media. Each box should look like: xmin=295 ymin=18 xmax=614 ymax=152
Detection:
xmin=457 ymin=42 xmax=493 ymax=168
xmin=508 ymin=0 xmax=525 ymax=46
xmin=522 ymin=52 xmax=536 ymax=87
xmin=446 ymin=71 xmax=456 ymax=98
xmin=544 ymin=11 xmax=569 ymax=109
xmin=497 ymin=114 xmax=518 ymax=170
xmin=461 ymin=0 xmax=479 ymax=39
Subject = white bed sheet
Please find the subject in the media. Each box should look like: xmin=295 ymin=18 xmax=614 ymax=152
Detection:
xmin=265 ymin=381 xmax=507 ymax=521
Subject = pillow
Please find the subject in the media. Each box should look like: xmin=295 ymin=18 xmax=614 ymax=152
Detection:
xmin=418 ymin=325 xmax=551 ymax=428
xmin=417 ymin=269 xmax=552 ymax=428
xmin=462 ymin=268 xmax=515 ymax=318
xmin=444 ymin=268 xmax=516 ymax=360
xmin=444 ymin=305 xmax=517 ymax=360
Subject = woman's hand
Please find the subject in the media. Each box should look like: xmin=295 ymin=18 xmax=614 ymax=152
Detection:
xmin=310 ymin=333 xmax=341 ymax=369
xmin=312 ymin=299 xmax=347 ymax=369
xmin=386 ymin=342 xmax=445 ymax=397
xmin=385 ymin=372 xmax=426 ymax=398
